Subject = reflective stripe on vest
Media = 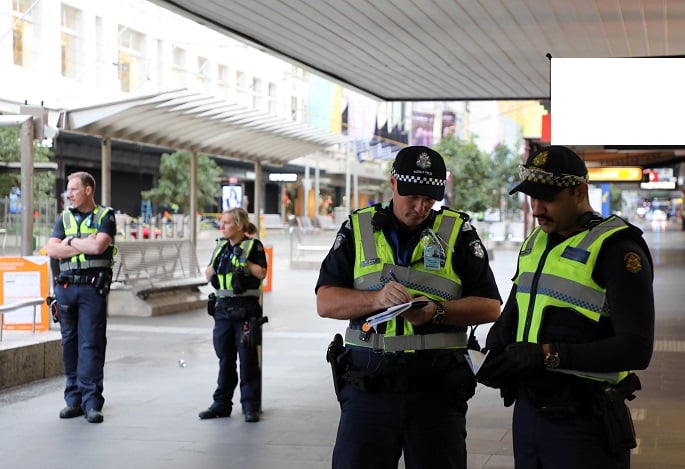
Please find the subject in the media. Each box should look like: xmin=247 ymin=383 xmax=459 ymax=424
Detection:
xmin=349 ymin=206 xmax=466 ymax=350
xmin=344 ymin=327 xmax=468 ymax=353
xmin=214 ymin=289 xmax=261 ymax=298
xmin=351 ymin=207 xmax=464 ymax=301
xmin=515 ymin=215 xmax=631 ymax=384
xmin=60 ymin=259 xmax=113 ymax=270
xmin=61 ymin=206 xmax=116 ymax=272
xmin=215 ymin=238 xmax=262 ymax=297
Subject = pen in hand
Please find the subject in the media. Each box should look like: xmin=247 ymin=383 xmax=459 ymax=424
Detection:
xmin=389 ymin=270 xmax=400 ymax=283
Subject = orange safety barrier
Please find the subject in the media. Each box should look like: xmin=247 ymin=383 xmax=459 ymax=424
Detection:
xmin=262 ymin=246 xmax=273 ymax=292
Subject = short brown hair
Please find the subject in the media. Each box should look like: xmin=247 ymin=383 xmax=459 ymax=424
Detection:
xmin=67 ymin=171 xmax=96 ymax=190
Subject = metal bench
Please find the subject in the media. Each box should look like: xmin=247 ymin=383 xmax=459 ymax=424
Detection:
xmin=287 ymin=226 xmax=331 ymax=268
xmin=109 ymin=240 xmax=207 ymax=316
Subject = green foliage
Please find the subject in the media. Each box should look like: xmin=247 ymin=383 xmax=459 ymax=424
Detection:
xmin=610 ymin=185 xmax=623 ymax=213
xmin=141 ymin=150 xmax=222 ymax=214
xmin=434 ymin=136 xmax=523 ymax=218
xmin=0 ymin=128 xmax=55 ymax=201
xmin=490 ymin=143 xmax=524 ymax=218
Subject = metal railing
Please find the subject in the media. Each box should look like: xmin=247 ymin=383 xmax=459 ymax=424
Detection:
xmin=0 ymin=297 xmax=44 ymax=341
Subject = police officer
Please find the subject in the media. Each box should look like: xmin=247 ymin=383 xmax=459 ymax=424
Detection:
xmin=199 ymin=207 xmax=267 ymax=423
xmin=478 ymin=145 xmax=655 ymax=468
xmin=316 ymin=146 xmax=502 ymax=469
xmin=46 ymin=171 xmax=117 ymax=424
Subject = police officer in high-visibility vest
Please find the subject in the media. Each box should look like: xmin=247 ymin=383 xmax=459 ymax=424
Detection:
xmin=479 ymin=146 xmax=655 ymax=468
xmin=316 ymin=146 xmax=502 ymax=469
xmin=46 ymin=171 xmax=117 ymax=424
xmin=199 ymin=207 xmax=267 ymax=423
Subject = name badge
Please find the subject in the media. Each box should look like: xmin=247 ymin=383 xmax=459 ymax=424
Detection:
xmin=423 ymin=243 xmax=441 ymax=270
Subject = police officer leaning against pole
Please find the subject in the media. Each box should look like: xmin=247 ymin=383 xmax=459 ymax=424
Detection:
xmin=45 ymin=171 xmax=117 ymax=424
xmin=478 ymin=145 xmax=655 ymax=469
xmin=199 ymin=207 xmax=267 ymax=423
xmin=316 ymin=146 xmax=502 ymax=469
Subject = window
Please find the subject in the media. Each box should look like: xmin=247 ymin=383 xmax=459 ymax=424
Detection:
xmin=252 ymin=77 xmax=262 ymax=110
xmin=268 ymin=82 xmax=278 ymax=114
xmin=216 ymin=64 xmax=230 ymax=97
xmin=291 ymin=96 xmax=298 ymax=120
xmin=61 ymin=4 xmax=82 ymax=79
xmin=197 ymin=56 xmax=209 ymax=91
xmin=171 ymin=47 xmax=188 ymax=88
xmin=236 ymin=70 xmax=250 ymax=107
xmin=118 ymin=25 xmax=145 ymax=92
xmin=12 ymin=0 xmax=34 ymax=67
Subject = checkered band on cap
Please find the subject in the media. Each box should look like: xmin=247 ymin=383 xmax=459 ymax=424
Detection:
xmin=391 ymin=166 xmax=446 ymax=188
xmin=520 ymin=166 xmax=589 ymax=188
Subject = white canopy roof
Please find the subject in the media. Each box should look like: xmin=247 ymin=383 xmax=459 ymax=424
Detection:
xmin=56 ymin=89 xmax=347 ymax=165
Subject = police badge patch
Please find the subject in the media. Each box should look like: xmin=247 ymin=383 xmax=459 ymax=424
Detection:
xmin=624 ymin=252 xmax=642 ymax=273
xmin=469 ymin=240 xmax=485 ymax=259
xmin=333 ymin=233 xmax=344 ymax=251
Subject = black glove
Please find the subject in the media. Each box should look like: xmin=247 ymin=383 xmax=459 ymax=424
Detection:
xmin=500 ymin=383 xmax=517 ymax=407
xmin=477 ymin=342 xmax=545 ymax=388
xmin=210 ymin=273 xmax=220 ymax=289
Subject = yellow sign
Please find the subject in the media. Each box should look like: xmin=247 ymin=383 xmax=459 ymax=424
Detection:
xmin=588 ymin=167 xmax=642 ymax=182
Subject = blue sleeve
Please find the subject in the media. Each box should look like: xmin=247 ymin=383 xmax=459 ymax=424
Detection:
xmin=248 ymin=239 xmax=268 ymax=269
xmin=99 ymin=208 xmax=117 ymax=238
xmin=50 ymin=213 xmax=66 ymax=239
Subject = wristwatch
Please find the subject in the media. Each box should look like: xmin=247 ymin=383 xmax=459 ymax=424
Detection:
xmin=544 ymin=344 xmax=560 ymax=369
xmin=430 ymin=300 xmax=445 ymax=324
xmin=66 ymin=236 xmax=75 ymax=246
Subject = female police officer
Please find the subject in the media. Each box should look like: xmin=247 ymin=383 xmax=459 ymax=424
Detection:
xmin=198 ymin=208 xmax=267 ymax=423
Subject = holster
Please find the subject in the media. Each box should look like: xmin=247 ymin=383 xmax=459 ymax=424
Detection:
xmin=45 ymin=296 xmax=59 ymax=323
xmin=594 ymin=373 xmax=641 ymax=450
xmin=242 ymin=316 xmax=269 ymax=348
xmin=207 ymin=293 xmax=216 ymax=316
xmin=93 ymin=270 xmax=112 ymax=297
xmin=326 ymin=333 xmax=348 ymax=403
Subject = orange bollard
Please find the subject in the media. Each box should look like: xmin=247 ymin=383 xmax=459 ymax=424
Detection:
xmin=262 ymin=246 xmax=273 ymax=292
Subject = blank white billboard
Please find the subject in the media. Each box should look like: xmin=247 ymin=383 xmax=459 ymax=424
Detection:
xmin=551 ymin=58 xmax=685 ymax=146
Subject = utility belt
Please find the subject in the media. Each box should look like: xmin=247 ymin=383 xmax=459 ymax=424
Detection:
xmin=327 ymin=340 xmax=475 ymax=399
xmin=342 ymin=368 xmax=448 ymax=394
xmin=344 ymin=327 xmax=468 ymax=353
xmin=520 ymin=372 xmax=641 ymax=450
xmin=56 ymin=270 xmax=113 ymax=297
xmin=520 ymin=382 xmax=590 ymax=419
xmin=342 ymin=356 xmax=474 ymax=398
xmin=58 ymin=274 xmax=97 ymax=284
xmin=213 ymin=297 xmax=261 ymax=321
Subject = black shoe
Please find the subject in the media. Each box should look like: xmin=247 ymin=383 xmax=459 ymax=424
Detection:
xmin=59 ymin=405 xmax=84 ymax=419
xmin=86 ymin=409 xmax=104 ymax=424
xmin=244 ymin=411 xmax=260 ymax=423
xmin=198 ymin=407 xmax=231 ymax=420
